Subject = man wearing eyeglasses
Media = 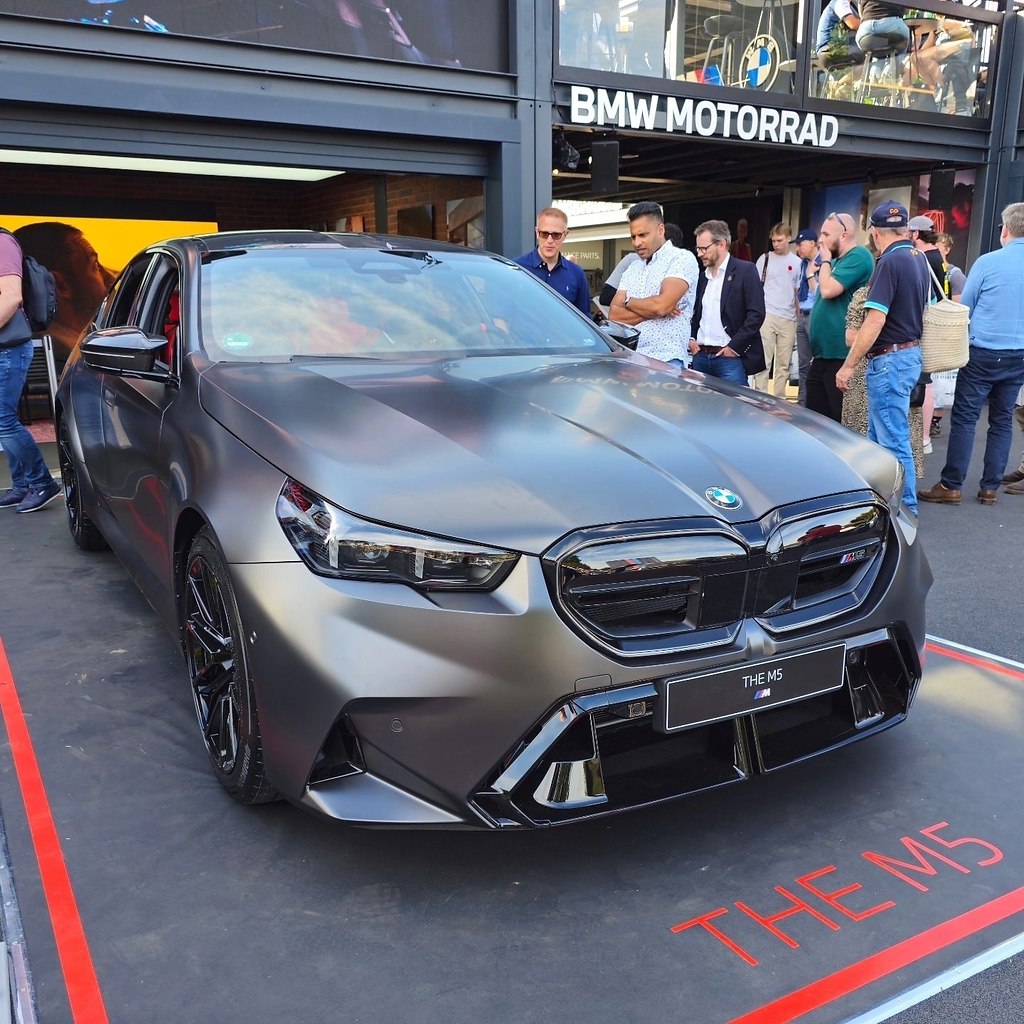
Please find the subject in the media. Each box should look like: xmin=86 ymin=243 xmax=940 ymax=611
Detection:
xmin=513 ymin=207 xmax=592 ymax=316
xmin=686 ymin=219 xmax=766 ymax=385
xmin=805 ymin=211 xmax=873 ymax=421
xmin=609 ymin=201 xmax=699 ymax=370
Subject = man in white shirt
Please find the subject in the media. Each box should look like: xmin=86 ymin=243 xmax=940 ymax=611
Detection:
xmin=752 ymin=222 xmax=801 ymax=396
xmin=609 ymin=201 xmax=699 ymax=370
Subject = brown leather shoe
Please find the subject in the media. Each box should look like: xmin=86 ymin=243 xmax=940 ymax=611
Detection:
xmin=1002 ymin=469 xmax=1024 ymax=484
xmin=1005 ymin=480 xmax=1024 ymax=495
xmin=977 ymin=489 xmax=998 ymax=505
xmin=918 ymin=481 xmax=961 ymax=505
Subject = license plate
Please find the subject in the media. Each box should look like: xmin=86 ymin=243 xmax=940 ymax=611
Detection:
xmin=659 ymin=644 xmax=847 ymax=732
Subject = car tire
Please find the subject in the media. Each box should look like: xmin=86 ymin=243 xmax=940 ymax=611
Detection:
xmin=183 ymin=529 xmax=278 ymax=805
xmin=57 ymin=419 xmax=108 ymax=551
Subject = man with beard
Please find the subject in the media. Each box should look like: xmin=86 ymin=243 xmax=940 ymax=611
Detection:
xmin=14 ymin=222 xmax=115 ymax=371
xmin=687 ymin=219 xmax=765 ymax=385
xmin=609 ymin=202 xmax=699 ymax=370
xmin=805 ymin=211 xmax=873 ymax=420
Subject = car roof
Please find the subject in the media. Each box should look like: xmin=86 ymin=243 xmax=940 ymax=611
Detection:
xmin=168 ymin=230 xmax=488 ymax=258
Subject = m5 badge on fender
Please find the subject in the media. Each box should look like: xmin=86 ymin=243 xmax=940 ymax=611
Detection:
xmin=705 ymin=486 xmax=743 ymax=511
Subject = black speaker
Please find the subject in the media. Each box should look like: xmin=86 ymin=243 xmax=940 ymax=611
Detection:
xmin=929 ymin=168 xmax=955 ymax=211
xmin=590 ymin=140 xmax=620 ymax=195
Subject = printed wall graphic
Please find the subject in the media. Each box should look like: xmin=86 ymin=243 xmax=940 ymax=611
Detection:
xmin=6 ymin=1 xmax=508 ymax=72
xmin=4 ymin=214 xmax=218 ymax=367
xmin=916 ymin=168 xmax=976 ymax=266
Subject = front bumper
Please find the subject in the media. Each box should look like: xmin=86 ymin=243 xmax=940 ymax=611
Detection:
xmin=229 ymin=501 xmax=931 ymax=830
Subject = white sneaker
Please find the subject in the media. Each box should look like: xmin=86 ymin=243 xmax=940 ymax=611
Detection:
xmin=923 ymin=439 xmax=933 ymax=454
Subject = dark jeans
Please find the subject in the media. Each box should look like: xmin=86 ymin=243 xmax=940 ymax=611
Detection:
xmin=796 ymin=310 xmax=812 ymax=406
xmin=805 ymin=357 xmax=844 ymax=422
xmin=0 ymin=339 xmax=52 ymax=493
xmin=940 ymin=346 xmax=1024 ymax=492
xmin=690 ymin=350 xmax=748 ymax=385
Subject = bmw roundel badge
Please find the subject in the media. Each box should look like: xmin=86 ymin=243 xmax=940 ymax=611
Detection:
xmin=705 ymin=486 xmax=743 ymax=511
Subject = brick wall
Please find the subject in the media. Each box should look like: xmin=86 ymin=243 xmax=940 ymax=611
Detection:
xmin=5 ymin=165 xmax=483 ymax=240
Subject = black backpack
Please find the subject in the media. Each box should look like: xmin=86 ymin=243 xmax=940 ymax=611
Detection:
xmin=0 ymin=228 xmax=58 ymax=334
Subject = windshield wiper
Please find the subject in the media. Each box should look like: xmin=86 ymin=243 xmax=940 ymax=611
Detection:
xmin=381 ymin=248 xmax=442 ymax=267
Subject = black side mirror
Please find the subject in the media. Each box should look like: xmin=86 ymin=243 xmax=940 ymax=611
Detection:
xmin=594 ymin=316 xmax=641 ymax=351
xmin=81 ymin=328 xmax=166 ymax=375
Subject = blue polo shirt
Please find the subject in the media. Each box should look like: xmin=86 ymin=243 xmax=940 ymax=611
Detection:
xmin=960 ymin=237 xmax=1024 ymax=351
xmin=514 ymin=249 xmax=592 ymax=315
xmin=863 ymin=240 xmax=931 ymax=350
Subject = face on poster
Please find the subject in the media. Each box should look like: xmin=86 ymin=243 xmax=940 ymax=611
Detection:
xmin=4 ymin=214 xmax=218 ymax=363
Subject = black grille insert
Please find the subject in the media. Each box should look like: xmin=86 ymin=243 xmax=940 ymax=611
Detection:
xmin=558 ymin=533 xmax=748 ymax=654
xmin=552 ymin=503 xmax=889 ymax=656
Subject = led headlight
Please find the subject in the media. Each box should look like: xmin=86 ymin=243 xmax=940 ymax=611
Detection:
xmin=276 ymin=479 xmax=519 ymax=590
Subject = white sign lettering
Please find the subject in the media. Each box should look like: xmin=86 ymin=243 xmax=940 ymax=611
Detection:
xmin=570 ymin=86 xmax=840 ymax=149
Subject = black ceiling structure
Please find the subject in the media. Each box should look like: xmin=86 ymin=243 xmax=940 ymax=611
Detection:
xmin=550 ymin=125 xmax=961 ymax=207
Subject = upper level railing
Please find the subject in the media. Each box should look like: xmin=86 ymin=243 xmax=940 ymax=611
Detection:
xmin=556 ymin=0 xmax=1006 ymax=120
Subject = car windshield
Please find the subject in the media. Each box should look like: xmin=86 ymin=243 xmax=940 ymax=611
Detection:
xmin=198 ymin=246 xmax=613 ymax=361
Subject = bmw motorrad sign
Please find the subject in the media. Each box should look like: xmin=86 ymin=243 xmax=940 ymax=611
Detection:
xmin=570 ymin=86 xmax=840 ymax=148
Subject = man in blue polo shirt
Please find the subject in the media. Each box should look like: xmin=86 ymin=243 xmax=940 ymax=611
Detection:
xmin=514 ymin=207 xmax=592 ymax=316
xmin=837 ymin=200 xmax=930 ymax=515
xmin=919 ymin=202 xmax=1024 ymax=506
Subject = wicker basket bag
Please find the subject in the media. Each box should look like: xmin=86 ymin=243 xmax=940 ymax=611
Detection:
xmin=920 ymin=261 xmax=969 ymax=373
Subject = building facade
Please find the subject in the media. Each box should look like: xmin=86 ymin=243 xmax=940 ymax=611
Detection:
xmin=1 ymin=1 xmax=1022 ymax=278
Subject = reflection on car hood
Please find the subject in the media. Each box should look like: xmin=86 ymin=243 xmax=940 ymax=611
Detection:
xmin=199 ymin=354 xmax=893 ymax=553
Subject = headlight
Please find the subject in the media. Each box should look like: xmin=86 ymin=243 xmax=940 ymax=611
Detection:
xmin=884 ymin=460 xmax=919 ymax=544
xmin=276 ymin=479 xmax=519 ymax=591
xmin=888 ymin=460 xmax=905 ymax=512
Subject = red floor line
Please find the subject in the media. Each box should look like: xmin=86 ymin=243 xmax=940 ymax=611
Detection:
xmin=925 ymin=641 xmax=1024 ymax=681
xmin=0 ymin=638 xmax=109 ymax=1024
xmin=727 ymin=885 xmax=1024 ymax=1024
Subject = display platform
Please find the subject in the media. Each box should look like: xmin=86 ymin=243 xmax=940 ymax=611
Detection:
xmin=0 ymin=513 xmax=1022 ymax=1024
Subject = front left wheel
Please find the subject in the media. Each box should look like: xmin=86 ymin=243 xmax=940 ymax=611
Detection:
xmin=57 ymin=420 xmax=108 ymax=551
xmin=182 ymin=529 xmax=278 ymax=804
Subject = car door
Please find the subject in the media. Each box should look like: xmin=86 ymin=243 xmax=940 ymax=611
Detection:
xmin=99 ymin=252 xmax=183 ymax=608
xmin=75 ymin=254 xmax=157 ymax=507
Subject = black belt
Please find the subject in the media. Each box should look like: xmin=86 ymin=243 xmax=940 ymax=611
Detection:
xmin=694 ymin=344 xmax=733 ymax=355
xmin=866 ymin=340 xmax=920 ymax=359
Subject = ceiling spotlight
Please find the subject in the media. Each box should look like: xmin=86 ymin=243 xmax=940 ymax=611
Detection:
xmin=554 ymin=132 xmax=581 ymax=172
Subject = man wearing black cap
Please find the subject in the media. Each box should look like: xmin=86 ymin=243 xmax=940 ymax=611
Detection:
xmin=837 ymin=200 xmax=930 ymax=515
xmin=794 ymin=228 xmax=819 ymax=405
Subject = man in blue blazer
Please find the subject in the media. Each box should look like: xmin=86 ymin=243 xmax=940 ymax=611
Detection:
xmin=688 ymin=219 xmax=767 ymax=385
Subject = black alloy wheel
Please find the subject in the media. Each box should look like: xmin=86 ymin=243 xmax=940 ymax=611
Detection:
xmin=183 ymin=529 xmax=277 ymax=804
xmin=57 ymin=419 xmax=107 ymax=551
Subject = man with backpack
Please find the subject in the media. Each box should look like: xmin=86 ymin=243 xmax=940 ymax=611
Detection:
xmin=0 ymin=227 xmax=62 ymax=513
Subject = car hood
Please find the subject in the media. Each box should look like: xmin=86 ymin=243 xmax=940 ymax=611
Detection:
xmin=198 ymin=354 xmax=895 ymax=554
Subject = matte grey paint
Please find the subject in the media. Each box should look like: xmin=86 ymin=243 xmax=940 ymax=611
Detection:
xmin=56 ymin=232 xmax=931 ymax=827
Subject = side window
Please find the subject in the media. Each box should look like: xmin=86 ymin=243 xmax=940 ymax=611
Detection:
xmin=99 ymin=256 xmax=156 ymax=330
xmin=137 ymin=255 xmax=182 ymax=371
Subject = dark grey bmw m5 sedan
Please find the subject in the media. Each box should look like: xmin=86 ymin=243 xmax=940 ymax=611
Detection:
xmin=55 ymin=230 xmax=932 ymax=829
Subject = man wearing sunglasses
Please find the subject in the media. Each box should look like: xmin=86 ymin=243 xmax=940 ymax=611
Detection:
xmin=513 ymin=207 xmax=592 ymax=316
